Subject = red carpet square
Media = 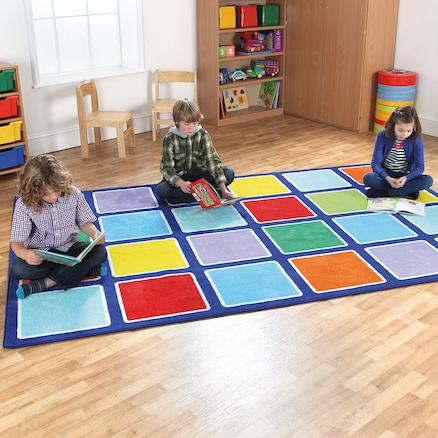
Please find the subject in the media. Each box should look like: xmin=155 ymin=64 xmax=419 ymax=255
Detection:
xmin=242 ymin=195 xmax=315 ymax=223
xmin=116 ymin=273 xmax=209 ymax=322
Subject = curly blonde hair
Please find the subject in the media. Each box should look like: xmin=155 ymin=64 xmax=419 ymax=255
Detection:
xmin=18 ymin=154 xmax=73 ymax=210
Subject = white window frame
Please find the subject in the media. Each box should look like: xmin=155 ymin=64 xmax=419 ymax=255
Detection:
xmin=24 ymin=0 xmax=145 ymax=87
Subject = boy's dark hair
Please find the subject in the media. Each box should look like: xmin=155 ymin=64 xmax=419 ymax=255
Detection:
xmin=385 ymin=105 xmax=422 ymax=141
xmin=172 ymin=99 xmax=203 ymax=125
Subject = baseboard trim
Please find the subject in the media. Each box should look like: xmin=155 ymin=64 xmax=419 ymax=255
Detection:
xmin=28 ymin=114 xmax=152 ymax=156
xmin=420 ymin=114 xmax=438 ymax=138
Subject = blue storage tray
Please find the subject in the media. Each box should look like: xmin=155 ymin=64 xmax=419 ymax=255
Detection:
xmin=0 ymin=144 xmax=25 ymax=170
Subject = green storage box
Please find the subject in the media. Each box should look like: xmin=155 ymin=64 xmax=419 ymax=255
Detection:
xmin=257 ymin=4 xmax=280 ymax=26
xmin=0 ymin=70 xmax=15 ymax=93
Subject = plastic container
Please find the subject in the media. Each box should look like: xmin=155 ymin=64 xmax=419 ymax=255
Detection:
xmin=0 ymin=120 xmax=22 ymax=145
xmin=257 ymin=4 xmax=280 ymax=26
xmin=0 ymin=144 xmax=25 ymax=170
xmin=0 ymin=95 xmax=19 ymax=119
xmin=0 ymin=69 xmax=15 ymax=93
xmin=236 ymin=5 xmax=258 ymax=28
xmin=219 ymin=6 xmax=236 ymax=29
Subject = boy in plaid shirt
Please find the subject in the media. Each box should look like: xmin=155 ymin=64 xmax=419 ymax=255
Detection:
xmin=10 ymin=154 xmax=107 ymax=298
xmin=156 ymin=99 xmax=235 ymax=204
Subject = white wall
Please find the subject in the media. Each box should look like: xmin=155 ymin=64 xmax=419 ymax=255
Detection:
xmin=0 ymin=0 xmax=196 ymax=156
xmin=394 ymin=0 xmax=438 ymax=137
xmin=1 ymin=0 xmax=437 ymax=157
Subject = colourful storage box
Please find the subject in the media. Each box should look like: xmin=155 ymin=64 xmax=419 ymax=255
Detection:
xmin=219 ymin=6 xmax=236 ymax=29
xmin=0 ymin=145 xmax=25 ymax=170
xmin=0 ymin=120 xmax=22 ymax=145
xmin=0 ymin=69 xmax=15 ymax=93
xmin=236 ymin=5 xmax=258 ymax=28
xmin=0 ymin=96 xmax=19 ymax=119
xmin=258 ymin=5 xmax=280 ymax=26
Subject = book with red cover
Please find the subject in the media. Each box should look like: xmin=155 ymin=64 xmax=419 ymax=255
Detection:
xmin=190 ymin=178 xmax=241 ymax=209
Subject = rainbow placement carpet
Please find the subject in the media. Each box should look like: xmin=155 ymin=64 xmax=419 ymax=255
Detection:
xmin=4 ymin=165 xmax=438 ymax=348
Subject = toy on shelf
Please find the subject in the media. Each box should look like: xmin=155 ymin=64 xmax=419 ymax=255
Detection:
xmin=255 ymin=60 xmax=280 ymax=76
xmin=237 ymin=31 xmax=271 ymax=55
xmin=246 ymin=65 xmax=265 ymax=79
xmin=230 ymin=70 xmax=248 ymax=82
xmin=219 ymin=45 xmax=235 ymax=58
xmin=219 ymin=68 xmax=230 ymax=85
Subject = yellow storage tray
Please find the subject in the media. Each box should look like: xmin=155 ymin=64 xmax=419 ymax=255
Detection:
xmin=219 ymin=6 xmax=236 ymax=29
xmin=0 ymin=120 xmax=22 ymax=145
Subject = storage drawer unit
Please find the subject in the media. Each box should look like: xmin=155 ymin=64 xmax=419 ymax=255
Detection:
xmin=0 ymin=69 xmax=15 ymax=92
xmin=0 ymin=95 xmax=19 ymax=119
xmin=0 ymin=121 xmax=22 ymax=145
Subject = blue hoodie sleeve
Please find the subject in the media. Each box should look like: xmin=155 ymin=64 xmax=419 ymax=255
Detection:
xmin=371 ymin=131 xmax=389 ymax=180
xmin=406 ymin=136 xmax=425 ymax=181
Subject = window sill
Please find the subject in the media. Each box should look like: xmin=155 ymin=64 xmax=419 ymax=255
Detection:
xmin=32 ymin=66 xmax=145 ymax=88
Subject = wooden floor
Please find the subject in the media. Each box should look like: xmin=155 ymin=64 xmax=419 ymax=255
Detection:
xmin=1 ymin=115 xmax=437 ymax=438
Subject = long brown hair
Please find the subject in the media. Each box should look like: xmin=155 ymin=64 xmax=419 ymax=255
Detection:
xmin=385 ymin=106 xmax=422 ymax=141
xmin=17 ymin=154 xmax=73 ymax=210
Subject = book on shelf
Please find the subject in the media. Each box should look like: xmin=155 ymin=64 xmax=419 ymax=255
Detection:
xmin=257 ymin=81 xmax=279 ymax=109
xmin=222 ymin=87 xmax=249 ymax=112
xmin=366 ymin=198 xmax=425 ymax=216
xmin=190 ymin=178 xmax=242 ymax=209
xmin=237 ymin=50 xmax=273 ymax=56
xmin=218 ymin=90 xmax=225 ymax=119
xmin=35 ymin=232 xmax=106 ymax=266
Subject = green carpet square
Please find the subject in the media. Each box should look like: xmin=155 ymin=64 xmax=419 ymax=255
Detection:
xmin=306 ymin=189 xmax=368 ymax=215
xmin=263 ymin=220 xmax=347 ymax=254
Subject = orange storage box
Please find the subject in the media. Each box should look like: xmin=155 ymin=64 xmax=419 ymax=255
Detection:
xmin=236 ymin=5 xmax=258 ymax=27
xmin=0 ymin=96 xmax=19 ymax=119
xmin=219 ymin=6 xmax=236 ymax=29
xmin=0 ymin=120 xmax=22 ymax=145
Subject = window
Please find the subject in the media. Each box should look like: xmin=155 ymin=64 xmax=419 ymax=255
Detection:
xmin=25 ymin=0 xmax=144 ymax=87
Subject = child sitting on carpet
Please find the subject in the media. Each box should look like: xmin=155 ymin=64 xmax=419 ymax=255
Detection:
xmin=10 ymin=154 xmax=107 ymax=299
xmin=156 ymin=99 xmax=236 ymax=204
xmin=363 ymin=106 xmax=433 ymax=199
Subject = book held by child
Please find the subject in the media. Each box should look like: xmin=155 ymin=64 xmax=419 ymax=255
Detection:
xmin=190 ymin=178 xmax=241 ymax=209
xmin=367 ymin=198 xmax=425 ymax=216
xmin=36 ymin=232 xmax=106 ymax=266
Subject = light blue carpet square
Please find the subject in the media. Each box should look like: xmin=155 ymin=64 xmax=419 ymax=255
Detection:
xmin=172 ymin=205 xmax=247 ymax=233
xmin=206 ymin=261 xmax=302 ymax=307
xmin=403 ymin=205 xmax=438 ymax=235
xmin=283 ymin=169 xmax=351 ymax=192
xmin=18 ymin=285 xmax=110 ymax=339
xmin=333 ymin=213 xmax=417 ymax=244
xmin=99 ymin=210 xmax=172 ymax=242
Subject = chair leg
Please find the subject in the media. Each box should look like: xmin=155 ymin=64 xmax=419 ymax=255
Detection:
xmin=94 ymin=127 xmax=101 ymax=145
xmin=79 ymin=122 xmax=89 ymax=158
xmin=127 ymin=118 xmax=135 ymax=148
xmin=152 ymin=111 xmax=157 ymax=142
xmin=116 ymin=125 xmax=126 ymax=158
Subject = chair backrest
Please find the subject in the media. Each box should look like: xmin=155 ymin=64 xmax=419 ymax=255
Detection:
xmin=76 ymin=80 xmax=99 ymax=119
xmin=155 ymin=70 xmax=197 ymax=101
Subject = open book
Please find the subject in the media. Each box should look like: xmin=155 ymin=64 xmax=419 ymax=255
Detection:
xmin=190 ymin=178 xmax=241 ymax=209
xmin=367 ymin=198 xmax=425 ymax=216
xmin=36 ymin=232 xmax=105 ymax=266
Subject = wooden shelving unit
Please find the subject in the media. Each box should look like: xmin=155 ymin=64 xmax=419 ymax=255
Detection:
xmin=0 ymin=61 xmax=29 ymax=176
xmin=197 ymin=0 xmax=286 ymax=127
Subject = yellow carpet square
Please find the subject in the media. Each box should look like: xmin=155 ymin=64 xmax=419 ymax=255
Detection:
xmin=108 ymin=238 xmax=188 ymax=277
xmin=229 ymin=175 xmax=290 ymax=198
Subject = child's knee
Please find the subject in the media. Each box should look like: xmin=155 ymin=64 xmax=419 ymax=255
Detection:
xmin=94 ymin=245 xmax=108 ymax=264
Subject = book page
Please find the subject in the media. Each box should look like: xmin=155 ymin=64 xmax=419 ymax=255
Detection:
xmin=396 ymin=199 xmax=425 ymax=216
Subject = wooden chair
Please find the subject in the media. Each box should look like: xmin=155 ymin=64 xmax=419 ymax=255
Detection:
xmin=76 ymin=80 xmax=135 ymax=158
xmin=151 ymin=70 xmax=197 ymax=142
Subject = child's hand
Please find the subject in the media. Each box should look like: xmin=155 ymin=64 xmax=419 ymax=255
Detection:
xmin=395 ymin=176 xmax=407 ymax=188
xmin=221 ymin=190 xmax=235 ymax=200
xmin=25 ymin=250 xmax=43 ymax=265
xmin=176 ymin=179 xmax=192 ymax=194
xmin=385 ymin=176 xmax=399 ymax=189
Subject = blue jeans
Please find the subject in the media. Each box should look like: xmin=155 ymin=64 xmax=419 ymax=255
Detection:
xmin=156 ymin=166 xmax=235 ymax=204
xmin=11 ymin=242 xmax=107 ymax=289
xmin=363 ymin=171 xmax=433 ymax=196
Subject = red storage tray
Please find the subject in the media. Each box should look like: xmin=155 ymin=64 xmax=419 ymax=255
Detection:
xmin=236 ymin=5 xmax=258 ymax=28
xmin=0 ymin=95 xmax=19 ymax=119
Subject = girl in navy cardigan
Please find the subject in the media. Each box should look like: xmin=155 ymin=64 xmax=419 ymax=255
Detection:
xmin=364 ymin=106 xmax=433 ymax=199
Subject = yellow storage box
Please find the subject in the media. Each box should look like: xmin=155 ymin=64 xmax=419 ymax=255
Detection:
xmin=219 ymin=6 xmax=236 ymax=29
xmin=0 ymin=121 xmax=22 ymax=145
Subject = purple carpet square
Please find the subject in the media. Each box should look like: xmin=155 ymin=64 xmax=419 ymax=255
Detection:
xmin=365 ymin=240 xmax=438 ymax=280
xmin=93 ymin=187 xmax=158 ymax=213
xmin=186 ymin=229 xmax=271 ymax=265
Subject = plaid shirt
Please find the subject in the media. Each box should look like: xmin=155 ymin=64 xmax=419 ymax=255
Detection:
xmin=10 ymin=186 xmax=97 ymax=251
xmin=160 ymin=128 xmax=226 ymax=186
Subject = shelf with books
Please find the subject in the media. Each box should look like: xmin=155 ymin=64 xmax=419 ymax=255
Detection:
xmin=197 ymin=0 xmax=287 ymax=126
